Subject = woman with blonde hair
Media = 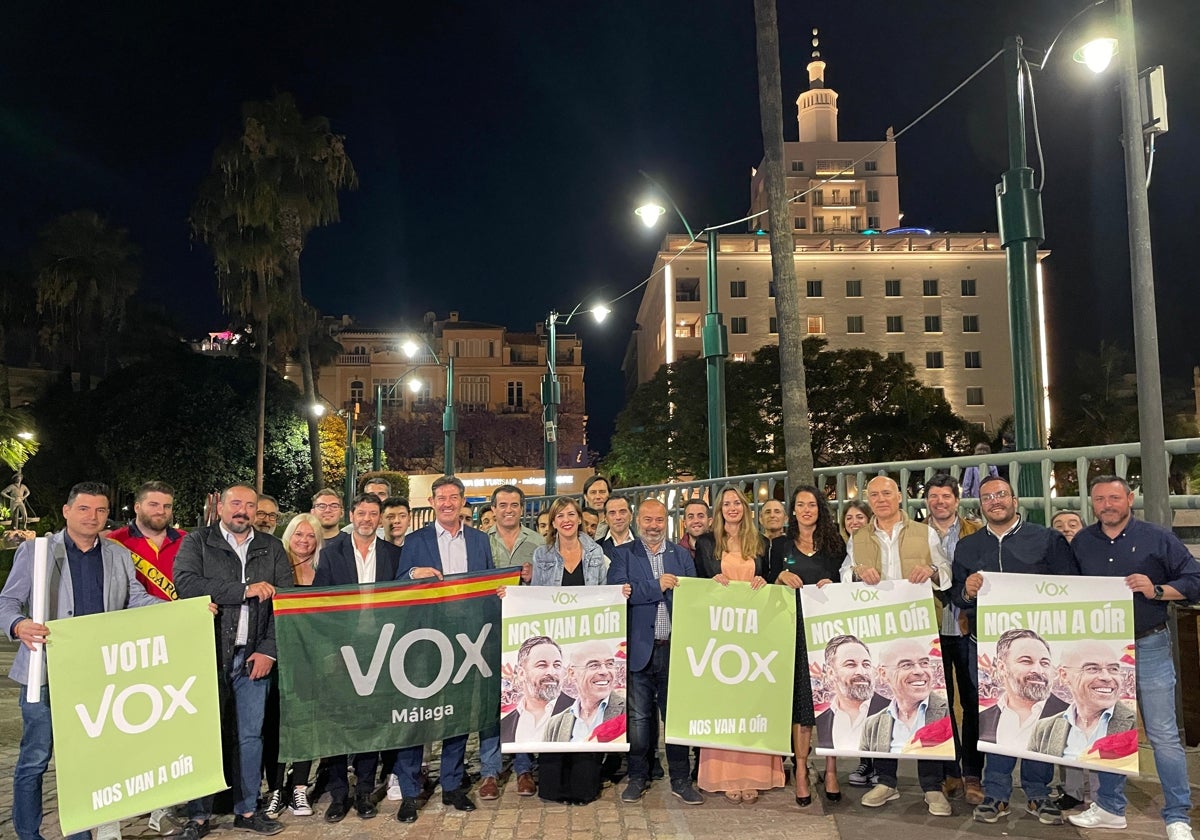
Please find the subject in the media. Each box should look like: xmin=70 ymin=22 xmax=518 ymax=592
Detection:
xmin=264 ymin=512 xmax=324 ymax=819
xmin=694 ymin=486 xmax=782 ymax=803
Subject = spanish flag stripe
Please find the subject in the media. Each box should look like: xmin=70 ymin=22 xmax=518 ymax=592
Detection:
xmin=273 ymin=571 xmax=518 ymax=616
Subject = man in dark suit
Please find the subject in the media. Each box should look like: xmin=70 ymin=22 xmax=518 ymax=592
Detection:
xmin=607 ymin=498 xmax=704 ymax=806
xmin=978 ymin=629 xmax=1067 ymax=743
xmin=391 ymin=476 xmax=495 ymax=822
xmin=312 ymin=492 xmax=401 ymax=822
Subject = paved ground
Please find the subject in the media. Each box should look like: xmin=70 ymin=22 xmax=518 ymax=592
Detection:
xmin=2 ymin=650 xmax=1197 ymax=839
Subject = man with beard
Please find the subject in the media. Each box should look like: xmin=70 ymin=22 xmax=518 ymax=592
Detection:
xmin=487 ymin=485 xmax=540 ymax=584
xmin=1030 ymin=640 xmax=1135 ymax=759
xmin=545 ymin=641 xmax=627 ymax=742
xmin=313 ymin=493 xmax=402 ymax=822
xmin=814 ymin=635 xmax=888 ymax=750
xmin=310 ymin=487 xmax=344 ymax=540
xmin=253 ymin=494 xmax=280 ymax=534
xmin=979 ymin=629 xmax=1065 ymax=744
xmin=174 ymin=484 xmax=293 ymax=838
xmin=1067 ymin=476 xmax=1200 ymax=840
xmin=678 ymin=499 xmax=712 ymax=557
xmin=859 ymin=638 xmax=952 ymax=816
xmin=500 ymin=636 xmax=571 ymax=742
xmin=952 ymin=475 xmax=1077 ymax=826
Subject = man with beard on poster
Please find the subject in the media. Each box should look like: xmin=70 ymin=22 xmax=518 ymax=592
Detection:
xmin=815 ymin=635 xmax=888 ymax=750
xmin=500 ymin=635 xmax=571 ymax=743
xmin=979 ymin=629 xmax=1066 ymax=744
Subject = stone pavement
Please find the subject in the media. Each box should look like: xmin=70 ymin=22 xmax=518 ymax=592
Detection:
xmin=1 ymin=644 xmax=1197 ymax=840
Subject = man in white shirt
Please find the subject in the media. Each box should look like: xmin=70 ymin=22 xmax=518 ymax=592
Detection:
xmin=597 ymin=496 xmax=636 ymax=559
xmin=979 ymin=629 xmax=1064 ymax=745
xmin=814 ymin=635 xmax=888 ymax=750
xmin=545 ymin=641 xmax=626 ymax=743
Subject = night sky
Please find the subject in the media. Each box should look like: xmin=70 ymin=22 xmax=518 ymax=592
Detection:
xmin=3 ymin=1 xmax=1198 ymax=454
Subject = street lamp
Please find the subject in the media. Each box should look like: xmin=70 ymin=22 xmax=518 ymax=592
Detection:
xmin=389 ymin=337 xmax=456 ymax=476
xmin=543 ymin=303 xmax=608 ymax=495
xmin=637 ymin=171 xmax=729 ymax=479
xmin=370 ymin=372 xmax=425 ymax=472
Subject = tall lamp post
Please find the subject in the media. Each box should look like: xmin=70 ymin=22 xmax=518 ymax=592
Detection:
xmin=401 ymin=337 xmax=457 ymax=476
xmin=543 ymin=303 xmax=609 ymax=496
xmin=372 ymin=376 xmax=424 ymax=471
xmin=636 ymin=172 xmax=729 ymax=479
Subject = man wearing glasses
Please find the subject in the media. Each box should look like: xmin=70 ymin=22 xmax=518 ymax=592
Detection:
xmin=310 ymin=488 xmax=344 ymax=540
xmin=1028 ymin=640 xmax=1134 ymax=759
xmin=254 ymin=494 xmax=280 ymax=534
xmin=951 ymin=476 xmax=1077 ymax=826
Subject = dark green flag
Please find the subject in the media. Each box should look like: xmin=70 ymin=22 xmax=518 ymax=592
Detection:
xmin=274 ymin=568 xmax=518 ymax=761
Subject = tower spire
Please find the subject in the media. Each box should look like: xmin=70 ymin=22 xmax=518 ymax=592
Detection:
xmin=808 ymin=28 xmax=825 ymax=89
xmin=797 ymin=27 xmax=838 ymax=141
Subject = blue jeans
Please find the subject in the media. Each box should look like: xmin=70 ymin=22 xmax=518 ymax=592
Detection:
xmin=1094 ymin=628 xmax=1191 ymax=825
xmin=512 ymin=753 xmax=534 ymax=775
xmin=982 ymin=752 xmax=1053 ymax=802
xmin=13 ymin=684 xmax=90 ymax=840
xmin=392 ymin=734 xmax=468 ymax=799
xmin=626 ymin=642 xmax=690 ymax=785
xmin=188 ymin=648 xmax=271 ymax=819
xmin=478 ymin=725 xmax=502 ymax=778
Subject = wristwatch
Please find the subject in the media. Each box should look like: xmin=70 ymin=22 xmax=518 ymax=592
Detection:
xmin=1153 ymin=585 xmax=1164 ymax=600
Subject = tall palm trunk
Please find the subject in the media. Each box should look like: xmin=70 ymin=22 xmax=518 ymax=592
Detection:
xmin=754 ymin=0 xmax=815 ymax=483
xmin=297 ymin=331 xmax=324 ymax=492
xmin=281 ymin=209 xmax=324 ymax=493
xmin=256 ymin=310 xmax=269 ymax=493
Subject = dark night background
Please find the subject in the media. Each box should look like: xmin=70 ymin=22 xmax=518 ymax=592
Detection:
xmin=2 ymin=1 xmax=1197 ymax=455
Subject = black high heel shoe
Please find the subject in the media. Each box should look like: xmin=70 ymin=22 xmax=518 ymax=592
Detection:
xmin=823 ymin=766 xmax=842 ymax=802
xmin=795 ymin=766 xmax=812 ymax=807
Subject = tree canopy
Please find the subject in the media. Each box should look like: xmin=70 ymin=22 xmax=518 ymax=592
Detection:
xmin=604 ymin=339 xmax=978 ymax=485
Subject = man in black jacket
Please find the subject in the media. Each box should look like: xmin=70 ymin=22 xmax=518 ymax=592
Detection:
xmin=951 ymin=476 xmax=1077 ymax=826
xmin=174 ymin=484 xmax=293 ymax=839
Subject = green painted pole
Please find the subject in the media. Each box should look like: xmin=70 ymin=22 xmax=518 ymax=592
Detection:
xmin=701 ymin=231 xmax=729 ymax=479
xmin=996 ymin=35 xmax=1045 ymax=507
xmin=373 ymin=385 xmax=383 ymax=472
xmin=443 ymin=355 xmax=456 ymax=476
xmin=344 ymin=408 xmax=355 ymax=509
xmin=543 ymin=313 xmax=560 ymax=495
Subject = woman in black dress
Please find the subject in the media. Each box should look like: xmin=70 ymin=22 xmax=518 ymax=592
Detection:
xmin=766 ymin=485 xmax=846 ymax=807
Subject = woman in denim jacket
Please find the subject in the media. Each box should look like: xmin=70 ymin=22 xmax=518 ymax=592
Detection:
xmin=531 ymin=496 xmax=608 ymax=586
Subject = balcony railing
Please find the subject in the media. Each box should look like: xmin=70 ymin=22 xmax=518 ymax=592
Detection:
xmin=337 ymin=353 xmax=370 ymax=365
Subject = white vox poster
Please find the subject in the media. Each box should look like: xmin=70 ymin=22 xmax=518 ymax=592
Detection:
xmin=665 ymin=578 xmax=796 ymax=755
xmin=801 ymin=579 xmax=954 ymax=760
xmin=975 ymin=572 xmax=1138 ymax=775
xmin=500 ymin=585 xmax=629 ymax=753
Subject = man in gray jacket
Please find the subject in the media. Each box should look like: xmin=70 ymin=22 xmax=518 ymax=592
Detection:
xmin=174 ymin=484 xmax=292 ymax=839
xmin=1 ymin=481 xmax=159 ymax=840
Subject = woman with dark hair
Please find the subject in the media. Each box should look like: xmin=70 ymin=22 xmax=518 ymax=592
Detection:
xmin=695 ymin=486 xmax=782 ymax=803
xmin=768 ymin=485 xmax=846 ymax=808
xmin=841 ymin=500 xmax=872 ymax=540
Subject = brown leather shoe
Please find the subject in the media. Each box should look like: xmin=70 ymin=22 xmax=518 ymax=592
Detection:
xmin=478 ymin=776 xmax=500 ymax=800
xmin=964 ymin=777 xmax=985 ymax=806
xmin=942 ymin=776 xmax=964 ymax=800
xmin=516 ymin=772 xmax=537 ymax=796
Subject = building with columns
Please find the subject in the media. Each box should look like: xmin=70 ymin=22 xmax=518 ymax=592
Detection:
xmin=626 ymin=38 xmax=1049 ymax=435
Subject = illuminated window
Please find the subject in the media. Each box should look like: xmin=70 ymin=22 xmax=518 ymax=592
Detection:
xmin=731 ymin=352 xmax=748 ymax=362
xmin=807 ymin=316 xmax=825 ymax=335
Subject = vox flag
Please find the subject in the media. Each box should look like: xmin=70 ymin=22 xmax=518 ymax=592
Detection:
xmin=274 ymin=568 xmax=518 ymax=761
xmin=47 ymin=597 xmax=224 ymax=835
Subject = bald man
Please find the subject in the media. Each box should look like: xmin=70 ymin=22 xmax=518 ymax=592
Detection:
xmin=607 ymin=498 xmax=703 ymax=805
xmin=1029 ymin=641 xmax=1135 ymax=760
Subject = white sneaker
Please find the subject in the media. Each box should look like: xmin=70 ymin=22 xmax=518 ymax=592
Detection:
xmin=924 ymin=790 xmax=952 ymax=816
xmin=386 ymin=773 xmax=403 ymax=801
xmin=1068 ymin=803 xmax=1127 ymax=830
xmin=95 ymin=821 xmax=122 ymax=840
xmin=148 ymin=808 xmax=179 ymax=836
xmin=290 ymin=786 xmax=313 ymax=817
xmin=1166 ymin=823 xmax=1195 ymax=840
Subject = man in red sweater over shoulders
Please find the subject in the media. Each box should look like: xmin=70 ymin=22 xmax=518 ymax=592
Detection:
xmin=109 ymin=480 xmax=186 ymax=602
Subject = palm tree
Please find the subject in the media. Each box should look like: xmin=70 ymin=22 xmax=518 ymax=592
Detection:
xmin=193 ymin=93 xmax=357 ymax=493
xmin=753 ymin=0 xmax=816 ymax=483
xmin=32 ymin=211 xmax=141 ymax=390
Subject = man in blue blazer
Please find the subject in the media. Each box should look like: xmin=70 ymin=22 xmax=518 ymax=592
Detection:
xmin=312 ymin=492 xmax=402 ymax=822
xmin=607 ymin=498 xmax=704 ymax=806
xmin=391 ymin=476 xmax=495 ymax=822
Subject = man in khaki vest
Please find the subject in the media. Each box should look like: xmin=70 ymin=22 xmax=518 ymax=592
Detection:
xmin=840 ymin=476 xmax=952 ymax=817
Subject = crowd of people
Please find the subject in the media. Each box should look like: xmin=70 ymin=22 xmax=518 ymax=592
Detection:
xmin=1 ymin=469 xmax=1197 ymax=840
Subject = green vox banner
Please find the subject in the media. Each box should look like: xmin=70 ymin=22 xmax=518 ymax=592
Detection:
xmin=976 ymin=572 xmax=1138 ymax=776
xmin=800 ymin=580 xmax=952 ymax=760
xmin=500 ymin=585 xmax=629 ymax=753
xmin=274 ymin=567 xmax=519 ymax=762
xmin=47 ymin=597 xmax=224 ymax=835
xmin=665 ymin=579 xmax=796 ymax=754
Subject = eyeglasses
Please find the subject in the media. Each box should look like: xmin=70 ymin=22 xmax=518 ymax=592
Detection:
xmin=980 ymin=490 xmax=1012 ymax=503
xmin=258 ymin=513 xmax=279 ymax=521
xmin=313 ymin=502 xmax=342 ymax=512
xmin=580 ymin=659 xmax=616 ymax=672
